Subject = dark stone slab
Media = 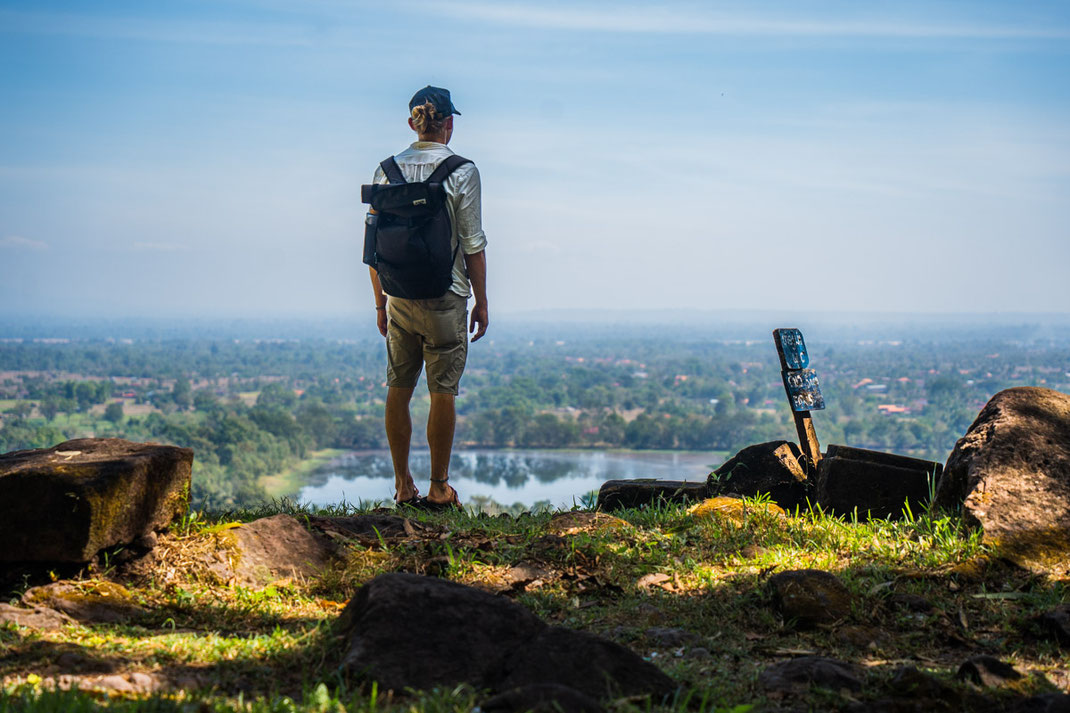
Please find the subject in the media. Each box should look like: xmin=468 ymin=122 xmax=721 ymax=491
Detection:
xmin=0 ymin=438 xmax=192 ymax=563
xmin=596 ymin=479 xmax=706 ymax=511
xmin=815 ymin=446 xmax=935 ymax=520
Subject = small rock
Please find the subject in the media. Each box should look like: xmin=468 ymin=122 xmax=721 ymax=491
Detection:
xmin=95 ymin=674 xmax=136 ymax=693
xmin=481 ymin=684 xmax=605 ymax=713
xmin=956 ymin=655 xmax=1023 ymax=688
xmin=128 ymin=672 xmax=163 ymax=691
xmin=687 ymin=647 xmax=713 ymax=660
xmin=1011 ymin=693 xmax=1070 ymax=713
xmin=644 ymin=627 xmax=701 ymax=648
xmin=22 ymin=581 xmax=145 ymax=624
xmin=55 ymin=652 xmax=116 ymax=674
xmin=0 ymin=602 xmax=73 ymax=630
xmin=836 ymin=625 xmax=883 ymax=648
xmin=768 ymin=569 xmax=852 ymax=627
xmin=503 ymin=562 xmax=555 ymax=590
xmin=635 ymin=603 xmax=666 ymax=623
xmin=133 ymin=531 xmax=158 ymax=551
xmin=688 ymin=496 xmax=785 ymax=526
xmin=1031 ymin=604 xmax=1070 ymax=647
xmin=759 ymin=656 xmax=863 ymax=693
xmin=216 ymin=514 xmax=336 ymax=587
xmin=887 ymin=593 xmax=934 ymax=613
xmin=888 ymin=666 xmax=958 ymax=701
xmin=740 ymin=544 xmax=767 ymax=559
xmin=636 ymin=573 xmax=672 ymax=590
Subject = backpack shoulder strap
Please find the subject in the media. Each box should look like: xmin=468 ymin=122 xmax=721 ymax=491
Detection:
xmin=426 ymin=154 xmax=472 ymax=184
xmin=379 ymin=157 xmax=407 ymax=185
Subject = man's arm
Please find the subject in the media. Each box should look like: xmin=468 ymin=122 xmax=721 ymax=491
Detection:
xmin=369 ymin=266 xmax=388 ymax=337
xmin=464 ymin=250 xmax=488 ymax=342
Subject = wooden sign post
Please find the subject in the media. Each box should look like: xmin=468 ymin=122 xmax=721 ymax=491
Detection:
xmin=773 ymin=328 xmax=824 ymax=475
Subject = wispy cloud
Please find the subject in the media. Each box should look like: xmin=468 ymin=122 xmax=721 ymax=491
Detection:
xmin=132 ymin=242 xmax=188 ymax=252
xmin=415 ymin=2 xmax=1070 ymax=40
xmin=0 ymin=9 xmax=317 ymax=47
xmin=0 ymin=235 xmax=48 ymax=251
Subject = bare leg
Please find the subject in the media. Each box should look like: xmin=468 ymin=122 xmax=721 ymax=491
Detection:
xmin=426 ymin=392 xmax=457 ymax=503
xmin=385 ymin=386 xmax=417 ymax=501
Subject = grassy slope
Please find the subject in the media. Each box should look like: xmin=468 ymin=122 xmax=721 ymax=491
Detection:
xmin=258 ymin=449 xmax=346 ymax=499
xmin=1 ymin=500 xmax=1067 ymax=712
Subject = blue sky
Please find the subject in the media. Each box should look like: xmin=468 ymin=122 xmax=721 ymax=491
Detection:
xmin=1 ymin=1 xmax=1068 ymax=319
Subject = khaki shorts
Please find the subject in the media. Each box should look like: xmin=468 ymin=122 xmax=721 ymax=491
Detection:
xmin=386 ymin=291 xmax=469 ymax=395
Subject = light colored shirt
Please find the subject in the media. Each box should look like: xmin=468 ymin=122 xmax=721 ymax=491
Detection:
xmin=372 ymin=141 xmax=487 ymax=298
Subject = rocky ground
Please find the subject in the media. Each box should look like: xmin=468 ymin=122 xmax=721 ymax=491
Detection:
xmin=1 ymin=498 xmax=1068 ymax=712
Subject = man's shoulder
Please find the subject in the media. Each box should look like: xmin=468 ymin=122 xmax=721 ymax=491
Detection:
xmin=394 ymin=142 xmax=454 ymax=163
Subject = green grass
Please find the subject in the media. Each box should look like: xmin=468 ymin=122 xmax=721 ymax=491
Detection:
xmin=258 ymin=450 xmax=347 ymax=499
xmin=2 ymin=499 xmax=1067 ymax=712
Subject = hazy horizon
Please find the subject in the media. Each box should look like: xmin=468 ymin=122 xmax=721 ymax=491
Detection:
xmin=2 ymin=308 xmax=1068 ymax=345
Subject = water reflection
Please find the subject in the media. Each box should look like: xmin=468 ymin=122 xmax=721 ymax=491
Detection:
xmin=296 ymin=449 xmax=724 ymax=509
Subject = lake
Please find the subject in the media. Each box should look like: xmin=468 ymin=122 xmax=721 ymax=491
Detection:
xmin=294 ymin=449 xmax=725 ymax=509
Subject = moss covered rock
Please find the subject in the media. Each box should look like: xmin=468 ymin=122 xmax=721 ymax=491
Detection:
xmin=935 ymin=387 xmax=1070 ymax=576
xmin=0 ymin=438 xmax=192 ymax=563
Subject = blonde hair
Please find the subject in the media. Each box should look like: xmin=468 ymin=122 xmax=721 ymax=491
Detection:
xmin=410 ymin=101 xmax=446 ymax=135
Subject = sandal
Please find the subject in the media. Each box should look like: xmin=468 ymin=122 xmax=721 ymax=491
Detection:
xmin=394 ymin=484 xmax=421 ymax=508
xmin=423 ymin=478 xmax=462 ymax=511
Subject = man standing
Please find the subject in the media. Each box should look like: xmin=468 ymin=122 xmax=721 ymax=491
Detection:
xmin=366 ymin=86 xmax=488 ymax=509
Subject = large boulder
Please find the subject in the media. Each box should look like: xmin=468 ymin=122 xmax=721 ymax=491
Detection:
xmin=707 ymin=441 xmax=808 ymax=509
xmin=0 ymin=439 xmax=192 ymax=563
xmin=935 ymin=387 xmax=1070 ymax=575
xmin=337 ymin=573 xmax=674 ymax=701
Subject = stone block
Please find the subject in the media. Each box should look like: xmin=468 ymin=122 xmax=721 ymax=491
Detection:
xmin=0 ymin=438 xmax=192 ymax=563
xmin=815 ymin=444 xmax=937 ymax=520
xmin=596 ymin=479 xmax=706 ymax=511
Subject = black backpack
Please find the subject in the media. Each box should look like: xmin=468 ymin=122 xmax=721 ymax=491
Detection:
xmin=361 ymin=154 xmax=472 ymax=300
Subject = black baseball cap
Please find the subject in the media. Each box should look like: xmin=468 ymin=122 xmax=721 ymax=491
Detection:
xmin=409 ymin=85 xmax=461 ymax=117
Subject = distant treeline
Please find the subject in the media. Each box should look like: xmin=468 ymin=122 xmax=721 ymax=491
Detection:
xmin=1 ymin=336 xmax=1066 ymax=507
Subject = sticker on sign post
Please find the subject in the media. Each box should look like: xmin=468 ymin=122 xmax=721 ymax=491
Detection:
xmin=775 ymin=328 xmax=809 ymax=370
xmin=782 ymin=368 xmax=825 ymax=411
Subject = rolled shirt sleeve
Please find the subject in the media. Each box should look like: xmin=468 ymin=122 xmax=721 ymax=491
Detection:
xmin=450 ymin=163 xmax=487 ymax=255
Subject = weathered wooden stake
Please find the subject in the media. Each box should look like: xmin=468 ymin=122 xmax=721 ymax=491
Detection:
xmin=773 ymin=328 xmax=823 ymax=475
xmin=793 ymin=409 xmax=822 ymax=474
